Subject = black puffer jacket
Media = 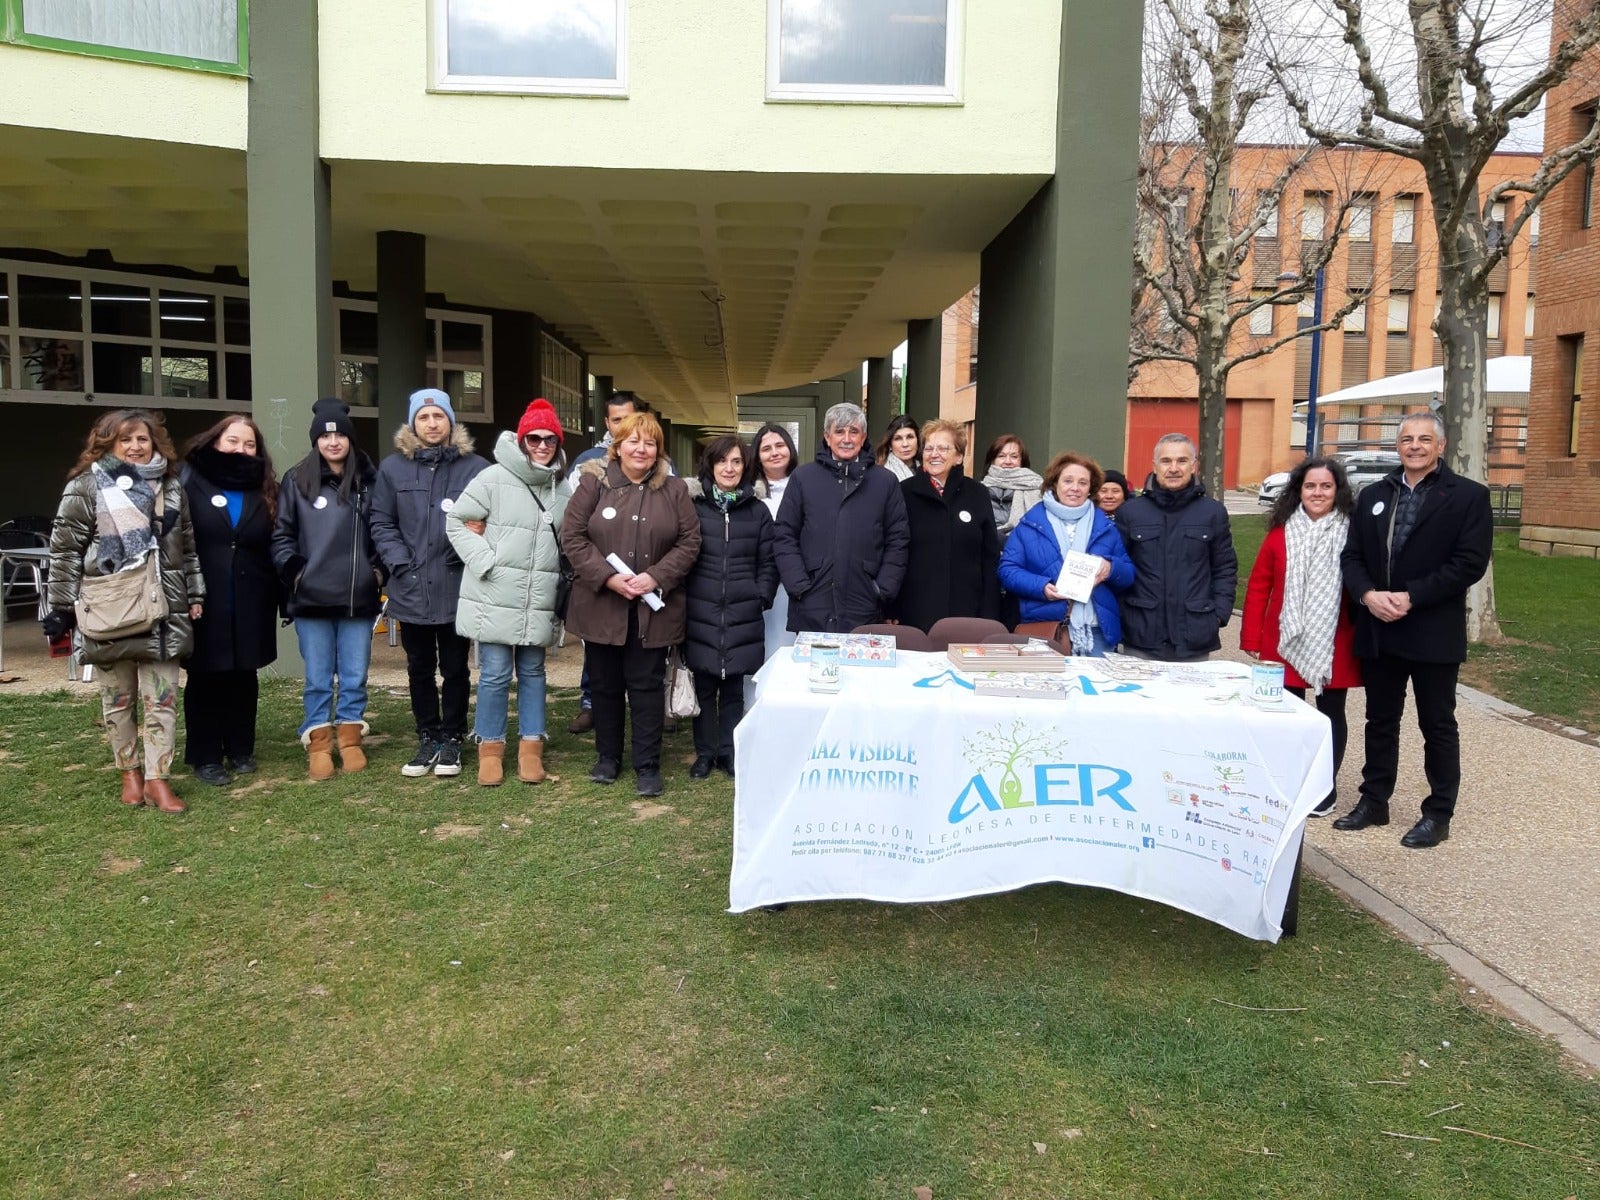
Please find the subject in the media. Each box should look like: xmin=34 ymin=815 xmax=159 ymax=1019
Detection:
xmin=683 ymin=479 xmax=778 ymax=678
xmin=1114 ymin=475 xmax=1237 ymax=657
xmin=271 ymin=453 xmax=384 ymax=620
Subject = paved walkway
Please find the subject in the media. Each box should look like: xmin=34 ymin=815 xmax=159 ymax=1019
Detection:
xmin=4 ymin=591 xmax=1596 ymax=1069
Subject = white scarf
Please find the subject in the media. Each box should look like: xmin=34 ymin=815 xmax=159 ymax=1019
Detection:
xmin=1278 ymin=506 xmax=1348 ymax=694
xmin=883 ymin=455 xmax=914 ymax=482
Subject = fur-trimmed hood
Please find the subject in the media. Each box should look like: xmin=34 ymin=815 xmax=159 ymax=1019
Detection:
xmin=393 ymin=420 xmax=476 ymax=460
xmin=576 ymin=453 xmax=675 ymax=490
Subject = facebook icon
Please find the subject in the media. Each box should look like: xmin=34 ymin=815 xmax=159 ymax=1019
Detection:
xmin=1141 ymin=837 xmax=1156 ymax=849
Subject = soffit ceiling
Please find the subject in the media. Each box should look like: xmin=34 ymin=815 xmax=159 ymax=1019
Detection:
xmin=0 ymin=126 xmax=1046 ymax=427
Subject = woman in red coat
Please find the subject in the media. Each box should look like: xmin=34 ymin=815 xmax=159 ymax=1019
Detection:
xmin=1241 ymin=456 xmax=1362 ymax=816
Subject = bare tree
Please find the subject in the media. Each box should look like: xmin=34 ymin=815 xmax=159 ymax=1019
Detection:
xmin=1271 ymin=0 xmax=1600 ymax=640
xmin=1132 ymin=0 xmax=1379 ymax=499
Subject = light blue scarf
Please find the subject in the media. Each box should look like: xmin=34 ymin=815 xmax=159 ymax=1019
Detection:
xmin=1042 ymin=493 xmax=1097 ymax=653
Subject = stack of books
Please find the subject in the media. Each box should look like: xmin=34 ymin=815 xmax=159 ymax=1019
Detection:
xmin=945 ymin=642 xmax=1065 ymax=672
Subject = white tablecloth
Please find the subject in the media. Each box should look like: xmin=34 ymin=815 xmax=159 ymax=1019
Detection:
xmin=730 ymin=651 xmax=1333 ymax=942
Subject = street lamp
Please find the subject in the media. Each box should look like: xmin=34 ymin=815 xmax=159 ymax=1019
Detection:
xmin=1280 ymin=267 xmax=1328 ymax=458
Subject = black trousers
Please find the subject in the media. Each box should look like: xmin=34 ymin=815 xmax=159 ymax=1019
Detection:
xmin=1358 ymin=656 xmax=1462 ymax=821
xmin=1288 ymin=685 xmax=1349 ymax=803
xmin=183 ymin=668 xmax=259 ymax=766
xmin=399 ymin=621 xmax=472 ymax=740
xmin=692 ymin=670 xmax=746 ymax=762
xmin=586 ymin=609 xmax=668 ymax=772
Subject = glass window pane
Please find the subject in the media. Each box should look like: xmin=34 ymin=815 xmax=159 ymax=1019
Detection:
xmin=0 ymin=337 xmax=10 ymax=390
xmin=1350 ymin=199 xmax=1372 ymax=242
xmin=0 ymin=276 xmax=9 ymax=325
xmin=224 ymin=297 xmax=250 ymax=346
xmin=159 ymin=291 xmax=216 ymax=343
xmin=339 ymin=308 xmax=379 ymax=358
xmin=442 ymin=368 xmax=485 ymax=414
xmin=339 ymin=360 xmax=379 ymax=407
xmin=23 ymin=0 xmax=238 ymax=63
xmin=90 ymin=282 xmax=152 ymax=337
xmin=226 ymin=351 xmax=253 ymax=402
xmin=1344 ymin=295 xmax=1366 ymax=332
xmin=18 ymin=275 xmax=82 ymax=332
xmin=779 ymin=0 xmax=947 ymax=87
xmin=18 ymin=337 xmax=84 ymax=390
xmin=93 ymin=342 xmax=156 ymax=395
xmin=448 ymin=0 xmax=619 ymax=80
xmin=441 ymin=320 xmax=485 ymax=365
xmin=156 ymin=351 xmax=217 ymax=399
xmin=1388 ymin=293 xmax=1411 ymax=333
xmin=1393 ymin=197 xmax=1415 ymax=245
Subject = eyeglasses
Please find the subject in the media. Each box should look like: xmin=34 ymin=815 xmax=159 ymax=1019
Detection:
xmin=523 ymin=433 xmax=560 ymax=447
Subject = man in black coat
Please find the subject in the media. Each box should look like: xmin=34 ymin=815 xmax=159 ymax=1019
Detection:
xmin=772 ymin=402 xmax=910 ymax=634
xmin=1335 ymin=411 xmax=1492 ymax=849
xmin=1114 ymin=434 xmax=1236 ymax=660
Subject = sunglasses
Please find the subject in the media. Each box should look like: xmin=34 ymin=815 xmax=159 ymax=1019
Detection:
xmin=523 ymin=433 xmax=560 ymax=447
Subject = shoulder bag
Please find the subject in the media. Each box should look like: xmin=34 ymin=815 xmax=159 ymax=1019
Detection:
xmin=75 ymin=551 xmax=168 ymax=641
xmin=523 ymin=483 xmax=575 ymax=620
xmin=665 ymin=646 xmax=700 ymax=719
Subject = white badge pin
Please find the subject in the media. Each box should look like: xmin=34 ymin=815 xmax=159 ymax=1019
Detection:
xmin=440 ymin=498 xmax=454 ymax=512
xmin=958 ymin=510 xmax=973 ymax=523
xmin=314 ymin=496 xmax=329 ymax=510
xmin=1371 ymin=500 xmax=1385 ymax=516
xmin=601 ymin=506 xmax=617 ymax=520
xmin=211 ymin=494 xmax=228 ymax=508
xmin=117 ymin=475 xmax=134 ymax=490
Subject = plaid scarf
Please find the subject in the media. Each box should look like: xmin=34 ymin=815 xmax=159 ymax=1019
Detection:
xmin=1278 ymin=506 xmax=1348 ymax=694
xmin=89 ymin=454 xmax=166 ymax=576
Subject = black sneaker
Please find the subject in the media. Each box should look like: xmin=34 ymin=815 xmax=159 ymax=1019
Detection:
xmin=589 ymin=756 xmax=621 ymax=785
xmin=1309 ymin=794 xmax=1336 ymax=817
xmin=228 ymin=756 xmax=257 ymax=775
xmin=716 ymin=755 xmax=736 ymax=780
xmin=636 ymin=769 xmax=664 ymax=797
xmin=194 ymin=763 xmax=232 ymax=787
xmin=433 ymin=738 xmax=463 ymax=777
xmin=402 ymin=738 xmax=440 ymax=778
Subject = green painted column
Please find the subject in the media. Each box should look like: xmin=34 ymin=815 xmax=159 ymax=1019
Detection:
xmin=246 ymin=0 xmax=331 ymax=674
xmin=977 ymin=0 xmax=1144 ymax=471
xmin=905 ymin=318 xmax=941 ymax=430
xmin=865 ymin=356 xmax=895 ymax=422
xmin=377 ymin=230 xmax=427 ymax=438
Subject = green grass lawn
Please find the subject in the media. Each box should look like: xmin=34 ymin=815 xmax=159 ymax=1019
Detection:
xmin=3 ymin=681 xmax=1597 ymax=1198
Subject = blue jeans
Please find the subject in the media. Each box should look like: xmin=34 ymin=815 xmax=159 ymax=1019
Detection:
xmin=474 ymin=642 xmax=547 ymax=742
xmin=296 ymin=617 xmax=373 ymax=735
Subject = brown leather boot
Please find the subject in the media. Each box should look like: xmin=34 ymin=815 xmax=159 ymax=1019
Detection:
xmin=336 ymin=722 xmax=368 ymax=773
xmin=478 ymin=740 xmax=505 ymax=787
xmin=142 ymin=777 xmax=187 ymax=814
xmin=303 ymin=724 xmax=336 ymax=781
xmin=119 ymin=769 xmax=145 ymax=807
xmin=518 ymin=737 xmax=546 ymax=784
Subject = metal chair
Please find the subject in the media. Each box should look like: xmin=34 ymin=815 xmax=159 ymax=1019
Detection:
xmin=926 ymin=616 xmax=1011 ymax=650
xmin=849 ymin=623 xmax=935 ymax=652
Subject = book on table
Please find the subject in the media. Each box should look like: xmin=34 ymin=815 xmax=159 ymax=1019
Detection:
xmin=946 ymin=642 xmax=1066 ymax=672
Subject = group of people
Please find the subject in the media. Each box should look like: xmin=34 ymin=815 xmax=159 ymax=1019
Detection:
xmin=45 ymin=396 xmax=1490 ymax=846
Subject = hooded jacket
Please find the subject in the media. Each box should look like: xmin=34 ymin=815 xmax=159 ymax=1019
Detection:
xmin=999 ymin=500 xmax=1135 ymax=645
xmin=896 ymin=468 xmax=1001 ymax=633
xmin=445 ymin=430 xmax=568 ymax=648
xmin=49 ymin=470 xmax=205 ymax=666
xmin=1114 ymin=474 xmax=1237 ymax=656
xmin=683 ymin=478 xmax=779 ymax=678
xmin=369 ymin=421 xmax=489 ymax=626
xmin=771 ymin=447 xmax=910 ymax=634
xmin=271 ymin=451 xmax=383 ymax=620
xmin=560 ymin=456 xmax=701 ymax=648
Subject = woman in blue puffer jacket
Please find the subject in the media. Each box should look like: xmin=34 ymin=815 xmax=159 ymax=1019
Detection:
xmin=998 ymin=451 xmax=1134 ymax=656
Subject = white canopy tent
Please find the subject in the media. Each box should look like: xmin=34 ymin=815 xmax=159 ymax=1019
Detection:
xmin=1302 ymin=355 xmax=1531 ymax=410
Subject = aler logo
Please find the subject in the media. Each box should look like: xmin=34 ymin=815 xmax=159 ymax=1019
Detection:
xmin=948 ymin=720 xmax=1135 ymax=824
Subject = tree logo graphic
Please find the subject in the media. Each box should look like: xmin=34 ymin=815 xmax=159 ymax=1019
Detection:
xmin=964 ymin=720 xmax=1071 ymax=809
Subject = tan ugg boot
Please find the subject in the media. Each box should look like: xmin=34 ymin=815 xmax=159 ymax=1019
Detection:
xmin=478 ymin=740 xmax=505 ymax=787
xmin=517 ymin=737 xmax=546 ymax=784
xmin=302 ymin=724 xmax=336 ymax=781
xmin=336 ymin=722 xmax=369 ymax=773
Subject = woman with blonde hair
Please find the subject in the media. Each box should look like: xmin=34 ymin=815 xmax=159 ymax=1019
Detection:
xmin=896 ymin=419 xmax=1000 ymax=632
xmin=44 ymin=409 xmax=205 ymax=813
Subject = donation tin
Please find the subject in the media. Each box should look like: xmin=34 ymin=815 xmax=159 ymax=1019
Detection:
xmin=808 ymin=641 xmax=842 ymax=693
xmin=1249 ymin=660 xmax=1286 ymax=707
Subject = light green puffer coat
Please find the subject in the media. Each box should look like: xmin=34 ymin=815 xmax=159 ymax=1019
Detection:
xmin=445 ymin=430 xmax=569 ymax=648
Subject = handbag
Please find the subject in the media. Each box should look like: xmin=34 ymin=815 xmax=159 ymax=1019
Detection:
xmin=523 ymin=484 xmax=575 ymax=620
xmin=1014 ymin=614 xmax=1075 ymax=656
xmin=665 ymin=647 xmax=700 ymax=719
xmin=75 ymin=552 xmax=168 ymax=641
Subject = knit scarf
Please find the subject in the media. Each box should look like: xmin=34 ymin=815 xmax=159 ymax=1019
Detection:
xmin=981 ymin=465 xmax=1044 ymax=534
xmin=712 ymin=486 xmax=739 ymax=511
xmin=1042 ymin=493 xmax=1098 ymax=653
xmin=89 ymin=454 xmax=166 ymax=576
xmin=1278 ymin=506 xmax=1349 ymax=695
xmin=883 ymin=455 xmax=915 ymax=483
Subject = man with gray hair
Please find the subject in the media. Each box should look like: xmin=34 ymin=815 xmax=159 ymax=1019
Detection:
xmin=1335 ymin=410 xmax=1492 ymax=849
xmin=773 ymin=402 xmax=910 ymax=633
xmin=1113 ymin=433 xmax=1236 ymax=660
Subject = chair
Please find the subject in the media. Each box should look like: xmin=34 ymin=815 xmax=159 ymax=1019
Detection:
xmin=850 ymin=623 xmax=935 ymax=653
xmin=981 ymin=633 xmax=1036 ymax=645
xmin=926 ymin=617 xmax=1011 ymax=651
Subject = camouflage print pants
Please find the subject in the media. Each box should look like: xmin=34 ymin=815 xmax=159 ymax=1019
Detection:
xmin=100 ymin=660 xmax=180 ymax=779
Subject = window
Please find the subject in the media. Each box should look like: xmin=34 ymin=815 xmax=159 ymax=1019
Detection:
xmin=1171 ymin=190 xmax=1190 ymax=234
xmin=1349 ymin=195 xmax=1373 ymax=242
xmin=434 ymin=0 xmax=627 ymax=96
xmin=1387 ymin=292 xmax=1411 ymax=334
xmin=1487 ymin=200 xmax=1507 ymax=249
xmin=1343 ymin=291 xmax=1368 ymax=332
xmin=5 ymin=0 xmax=246 ymax=73
xmin=335 ymin=301 xmax=492 ymax=415
xmin=1487 ymin=294 xmax=1502 ymax=339
xmin=1529 ymin=207 xmax=1541 ymax=247
xmin=1562 ymin=334 xmax=1583 ymax=457
xmin=1525 ymin=295 xmax=1536 ymax=339
xmin=1255 ymin=199 xmax=1279 ymax=240
xmin=1393 ymin=195 xmax=1416 ymax=245
xmin=541 ymin=333 xmax=584 ymax=431
xmin=767 ymin=0 xmax=961 ymax=104
xmin=1248 ymin=291 xmax=1273 ymax=336
xmin=1576 ymin=103 xmax=1598 ymax=230
xmin=1301 ymin=193 xmax=1326 ymax=240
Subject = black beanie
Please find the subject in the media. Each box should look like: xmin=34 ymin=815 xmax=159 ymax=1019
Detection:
xmin=309 ymin=397 xmax=355 ymax=446
xmin=1102 ymin=468 xmax=1130 ymax=495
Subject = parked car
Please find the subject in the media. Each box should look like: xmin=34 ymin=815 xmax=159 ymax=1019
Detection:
xmin=1257 ymin=450 xmax=1401 ymax=506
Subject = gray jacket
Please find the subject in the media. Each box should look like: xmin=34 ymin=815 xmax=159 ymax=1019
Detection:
xmin=368 ymin=422 xmax=488 ymax=626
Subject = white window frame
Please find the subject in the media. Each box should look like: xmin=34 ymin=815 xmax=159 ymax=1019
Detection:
xmin=1387 ymin=292 xmax=1411 ymax=334
xmin=1525 ymin=294 xmax=1536 ymax=339
xmin=765 ymin=0 xmax=963 ymax=105
xmin=1301 ymin=193 xmax=1325 ymax=240
xmin=430 ymin=0 xmax=629 ymax=98
xmin=1344 ymin=292 xmax=1367 ymax=332
xmin=1248 ymin=291 xmax=1274 ymax=336
xmin=1349 ymin=195 xmax=1373 ymax=242
xmin=335 ymin=299 xmax=493 ymax=418
xmin=1393 ymin=196 xmax=1416 ymax=245
xmin=1487 ymin=293 xmax=1502 ymax=339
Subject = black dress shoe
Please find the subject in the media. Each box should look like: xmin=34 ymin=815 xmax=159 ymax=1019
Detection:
xmin=689 ymin=756 xmax=714 ymax=779
xmin=1400 ymin=816 xmax=1450 ymax=849
xmin=193 ymin=763 xmax=232 ymax=787
xmin=1332 ymin=798 xmax=1390 ymax=831
xmin=636 ymin=769 xmax=664 ymax=797
xmin=228 ymin=756 xmax=257 ymax=775
xmin=716 ymin=755 xmax=735 ymax=780
xmin=589 ymin=756 xmax=620 ymax=785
